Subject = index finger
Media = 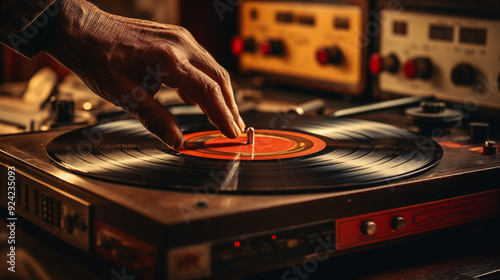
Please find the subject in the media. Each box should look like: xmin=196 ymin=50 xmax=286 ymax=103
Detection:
xmin=190 ymin=56 xmax=246 ymax=132
xmin=174 ymin=61 xmax=242 ymax=138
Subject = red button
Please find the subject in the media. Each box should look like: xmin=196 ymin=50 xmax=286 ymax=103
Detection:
xmin=369 ymin=53 xmax=383 ymax=75
xmin=261 ymin=41 xmax=272 ymax=55
xmin=316 ymin=49 xmax=329 ymax=65
xmin=231 ymin=36 xmax=244 ymax=56
xmin=403 ymin=59 xmax=417 ymax=79
xmin=316 ymin=46 xmax=341 ymax=65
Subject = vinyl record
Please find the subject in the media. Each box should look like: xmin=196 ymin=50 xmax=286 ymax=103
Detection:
xmin=46 ymin=113 xmax=443 ymax=193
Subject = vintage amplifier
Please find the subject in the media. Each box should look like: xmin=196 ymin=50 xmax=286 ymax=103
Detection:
xmin=232 ymin=0 xmax=371 ymax=95
xmin=370 ymin=0 xmax=500 ymax=110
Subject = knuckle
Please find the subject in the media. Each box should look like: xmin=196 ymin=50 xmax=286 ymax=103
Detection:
xmin=193 ymin=82 xmax=219 ymax=105
xmin=175 ymin=25 xmax=189 ymax=34
xmin=217 ymin=67 xmax=230 ymax=81
xmin=175 ymin=59 xmax=191 ymax=75
xmin=208 ymin=82 xmax=222 ymax=98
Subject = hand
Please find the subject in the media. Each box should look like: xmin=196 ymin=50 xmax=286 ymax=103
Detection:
xmin=45 ymin=0 xmax=245 ymax=149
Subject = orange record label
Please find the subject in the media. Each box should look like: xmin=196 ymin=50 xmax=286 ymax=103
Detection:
xmin=177 ymin=129 xmax=326 ymax=160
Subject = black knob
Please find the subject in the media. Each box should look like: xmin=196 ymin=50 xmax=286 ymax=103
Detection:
xmin=451 ymin=63 xmax=475 ymax=85
xmin=420 ymin=101 xmax=446 ymax=114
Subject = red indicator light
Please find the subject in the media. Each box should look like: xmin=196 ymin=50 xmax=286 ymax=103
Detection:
xmin=272 ymin=234 xmax=277 ymax=240
xmin=234 ymin=241 xmax=241 ymax=247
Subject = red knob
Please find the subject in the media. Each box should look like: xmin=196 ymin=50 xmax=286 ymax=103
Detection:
xmin=231 ymin=36 xmax=255 ymax=56
xmin=369 ymin=53 xmax=399 ymax=75
xmin=316 ymin=46 xmax=342 ymax=65
xmin=403 ymin=58 xmax=433 ymax=80
xmin=261 ymin=39 xmax=285 ymax=56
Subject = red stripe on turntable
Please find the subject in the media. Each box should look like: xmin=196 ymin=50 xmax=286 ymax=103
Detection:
xmin=178 ymin=129 xmax=326 ymax=160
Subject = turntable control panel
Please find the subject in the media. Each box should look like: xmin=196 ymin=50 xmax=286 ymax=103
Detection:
xmin=168 ymin=221 xmax=336 ymax=279
xmin=0 ymin=164 xmax=91 ymax=252
xmin=336 ymin=190 xmax=500 ymax=250
xmin=371 ymin=10 xmax=500 ymax=109
xmin=233 ymin=0 xmax=368 ymax=95
xmin=168 ymin=190 xmax=500 ymax=279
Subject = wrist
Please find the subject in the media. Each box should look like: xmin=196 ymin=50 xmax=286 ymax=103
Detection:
xmin=45 ymin=0 xmax=112 ymax=72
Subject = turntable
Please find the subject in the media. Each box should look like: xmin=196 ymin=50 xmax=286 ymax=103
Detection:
xmin=0 ymin=107 xmax=499 ymax=280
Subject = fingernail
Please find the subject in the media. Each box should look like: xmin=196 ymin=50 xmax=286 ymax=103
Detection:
xmin=237 ymin=115 xmax=246 ymax=131
xmin=232 ymin=120 xmax=241 ymax=137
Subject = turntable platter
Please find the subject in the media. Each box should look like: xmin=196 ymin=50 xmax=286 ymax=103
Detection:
xmin=46 ymin=113 xmax=443 ymax=193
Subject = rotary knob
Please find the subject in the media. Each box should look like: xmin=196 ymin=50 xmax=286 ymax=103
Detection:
xmin=261 ymin=39 xmax=285 ymax=56
xmin=360 ymin=221 xmax=377 ymax=235
xmin=231 ymin=36 xmax=256 ymax=55
xmin=451 ymin=63 xmax=475 ymax=86
xmin=391 ymin=216 xmax=406 ymax=230
xmin=403 ymin=57 xmax=433 ymax=80
xmin=369 ymin=53 xmax=399 ymax=75
xmin=316 ymin=46 xmax=342 ymax=65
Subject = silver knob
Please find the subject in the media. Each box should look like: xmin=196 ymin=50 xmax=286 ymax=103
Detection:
xmin=360 ymin=221 xmax=377 ymax=235
xmin=391 ymin=216 xmax=406 ymax=230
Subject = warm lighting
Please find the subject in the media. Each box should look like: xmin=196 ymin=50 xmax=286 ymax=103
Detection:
xmin=83 ymin=102 xmax=93 ymax=110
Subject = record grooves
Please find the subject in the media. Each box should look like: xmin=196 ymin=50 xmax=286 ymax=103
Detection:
xmin=46 ymin=113 xmax=443 ymax=193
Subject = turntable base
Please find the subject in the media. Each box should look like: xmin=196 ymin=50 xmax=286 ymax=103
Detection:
xmin=0 ymin=111 xmax=499 ymax=280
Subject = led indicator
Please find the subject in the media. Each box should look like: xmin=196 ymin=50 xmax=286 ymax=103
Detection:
xmin=272 ymin=234 xmax=277 ymax=240
xmin=234 ymin=241 xmax=241 ymax=247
